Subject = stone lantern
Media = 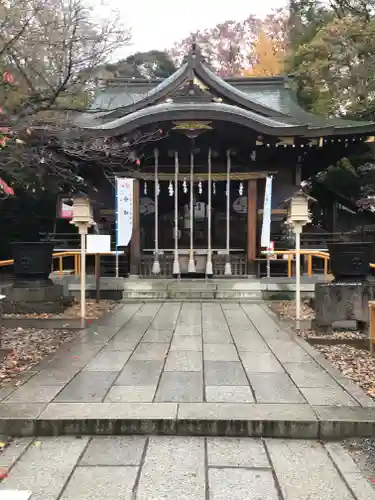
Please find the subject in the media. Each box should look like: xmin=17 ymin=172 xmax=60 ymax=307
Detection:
xmin=70 ymin=196 xmax=93 ymax=321
xmin=71 ymin=196 xmax=93 ymax=230
xmin=288 ymin=191 xmax=311 ymax=226
xmin=285 ymin=190 xmax=315 ymax=325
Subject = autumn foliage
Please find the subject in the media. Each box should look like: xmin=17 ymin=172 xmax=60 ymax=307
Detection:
xmin=243 ymin=29 xmax=285 ymax=77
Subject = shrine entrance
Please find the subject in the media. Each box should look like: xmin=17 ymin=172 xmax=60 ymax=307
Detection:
xmin=139 ymin=175 xmax=251 ymax=278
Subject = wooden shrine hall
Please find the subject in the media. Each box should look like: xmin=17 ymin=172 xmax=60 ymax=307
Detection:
xmin=77 ymin=43 xmax=375 ymax=277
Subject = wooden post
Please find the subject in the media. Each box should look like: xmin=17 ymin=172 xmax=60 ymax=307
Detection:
xmin=369 ymin=301 xmax=375 ymax=353
xmin=130 ymin=179 xmax=140 ymax=276
xmin=307 ymin=254 xmax=313 ymax=277
xmin=224 ymin=150 xmax=232 ymax=275
xmin=95 ymin=253 xmax=100 ymax=302
xmin=206 ymin=148 xmax=213 ymax=276
xmin=247 ymin=179 xmax=257 ymax=275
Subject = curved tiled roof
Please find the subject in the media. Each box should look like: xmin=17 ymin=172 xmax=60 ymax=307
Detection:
xmin=79 ymin=102 xmax=340 ymax=137
xmin=79 ymin=45 xmax=375 ymax=137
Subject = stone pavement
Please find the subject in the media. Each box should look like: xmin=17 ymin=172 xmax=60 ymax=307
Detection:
xmin=1 ymin=302 xmax=375 ymax=438
xmin=1 ymin=436 xmax=375 ymax=500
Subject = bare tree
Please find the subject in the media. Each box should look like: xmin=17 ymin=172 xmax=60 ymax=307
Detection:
xmin=0 ymin=0 xmax=135 ymax=194
xmin=0 ymin=0 xmax=130 ymax=127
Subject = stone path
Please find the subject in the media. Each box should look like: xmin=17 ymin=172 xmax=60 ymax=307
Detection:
xmin=1 ymin=302 xmax=375 ymax=438
xmin=1 ymin=436 xmax=374 ymax=500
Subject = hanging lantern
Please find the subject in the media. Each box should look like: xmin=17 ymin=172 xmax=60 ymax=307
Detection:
xmin=239 ymin=182 xmax=244 ymax=196
xmin=183 ymin=178 xmax=188 ymax=194
xmin=168 ymin=181 xmax=174 ymax=197
xmin=144 ymin=181 xmax=147 ymax=195
xmin=213 ymin=182 xmax=216 ymax=195
xmin=198 ymin=181 xmax=202 ymax=195
xmin=250 ymin=150 xmax=256 ymax=161
xmin=136 ymin=158 xmax=141 ymax=166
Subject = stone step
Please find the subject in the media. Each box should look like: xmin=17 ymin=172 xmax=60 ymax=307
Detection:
xmin=122 ymin=289 xmax=263 ymax=300
xmin=121 ymin=298 xmax=265 ymax=303
xmin=2 ymin=403 xmax=375 ymax=440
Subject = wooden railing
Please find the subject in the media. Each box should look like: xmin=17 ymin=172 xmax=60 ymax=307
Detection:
xmin=0 ymin=248 xmax=372 ymax=280
xmin=0 ymin=251 xmax=120 ymax=279
xmin=260 ymin=250 xmax=330 ymax=278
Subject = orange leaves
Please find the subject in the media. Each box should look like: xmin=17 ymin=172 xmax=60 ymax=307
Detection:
xmin=244 ymin=29 xmax=285 ymax=77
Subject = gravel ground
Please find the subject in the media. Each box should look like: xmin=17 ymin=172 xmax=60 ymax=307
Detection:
xmin=296 ymin=328 xmax=365 ymax=340
xmin=0 ymin=301 xmax=117 ymax=387
xmin=344 ymin=438 xmax=375 ymax=486
xmin=269 ymin=300 xmax=315 ymax=321
xmin=314 ymin=344 xmax=375 ymax=398
xmin=269 ymin=300 xmax=375 ymax=401
xmin=3 ymin=299 xmax=117 ymax=319
xmin=0 ymin=327 xmax=77 ymax=386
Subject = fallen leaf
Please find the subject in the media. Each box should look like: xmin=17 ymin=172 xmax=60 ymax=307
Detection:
xmin=0 ymin=468 xmax=9 ymax=479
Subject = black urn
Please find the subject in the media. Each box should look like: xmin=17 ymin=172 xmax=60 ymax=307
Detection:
xmin=328 ymin=241 xmax=372 ymax=282
xmin=11 ymin=241 xmax=54 ymax=286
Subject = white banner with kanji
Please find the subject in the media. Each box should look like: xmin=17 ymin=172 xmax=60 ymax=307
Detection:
xmin=261 ymin=176 xmax=273 ymax=248
xmin=116 ymin=177 xmax=133 ymax=247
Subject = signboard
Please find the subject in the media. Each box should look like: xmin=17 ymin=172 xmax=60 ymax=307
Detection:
xmin=261 ymin=176 xmax=273 ymax=248
xmin=116 ymin=178 xmax=133 ymax=247
xmin=57 ymin=197 xmax=73 ymax=219
xmin=86 ymin=234 xmax=111 ymax=254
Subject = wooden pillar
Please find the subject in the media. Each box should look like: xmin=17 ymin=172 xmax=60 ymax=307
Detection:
xmin=130 ymin=179 xmax=140 ymax=275
xmin=247 ymin=179 xmax=257 ymax=275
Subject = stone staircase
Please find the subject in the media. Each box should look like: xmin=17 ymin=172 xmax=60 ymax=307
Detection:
xmin=122 ymin=279 xmax=280 ymax=301
xmin=63 ymin=277 xmax=320 ymax=301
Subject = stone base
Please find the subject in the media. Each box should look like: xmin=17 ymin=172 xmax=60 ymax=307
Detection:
xmin=2 ymin=283 xmax=73 ymax=314
xmin=315 ymin=281 xmax=375 ymax=330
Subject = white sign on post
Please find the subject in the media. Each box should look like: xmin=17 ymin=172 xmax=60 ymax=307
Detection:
xmin=86 ymin=234 xmax=111 ymax=254
xmin=116 ymin=178 xmax=134 ymax=247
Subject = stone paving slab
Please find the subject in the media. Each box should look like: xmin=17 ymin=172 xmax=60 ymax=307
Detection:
xmin=0 ymin=302 xmax=374 ymax=438
xmin=1 ymin=436 xmax=374 ymax=500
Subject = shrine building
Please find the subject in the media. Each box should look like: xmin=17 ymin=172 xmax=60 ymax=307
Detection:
xmin=76 ymin=43 xmax=375 ymax=278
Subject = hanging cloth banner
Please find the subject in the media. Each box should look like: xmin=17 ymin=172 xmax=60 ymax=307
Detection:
xmin=261 ymin=176 xmax=273 ymax=248
xmin=116 ymin=177 xmax=134 ymax=246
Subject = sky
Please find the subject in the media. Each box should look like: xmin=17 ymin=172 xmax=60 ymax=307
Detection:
xmin=102 ymin=0 xmax=286 ymax=57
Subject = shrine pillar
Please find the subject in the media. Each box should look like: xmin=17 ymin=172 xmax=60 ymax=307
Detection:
xmin=247 ymin=179 xmax=257 ymax=275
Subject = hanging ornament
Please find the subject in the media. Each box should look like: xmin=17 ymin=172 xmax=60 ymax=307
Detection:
xmin=239 ymin=182 xmax=244 ymax=196
xmin=168 ymin=181 xmax=174 ymax=197
xmin=144 ymin=181 xmax=147 ymax=195
xmin=135 ymin=158 xmax=141 ymax=166
xmin=156 ymin=181 xmax=160 ymax=196
xmin=183 ymin=178 xmax=188 ymax=194
xmin=198 ymin=181 xmax=202 ymax=195
xmin=213 ymin=182 xmax=216 ymax=195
